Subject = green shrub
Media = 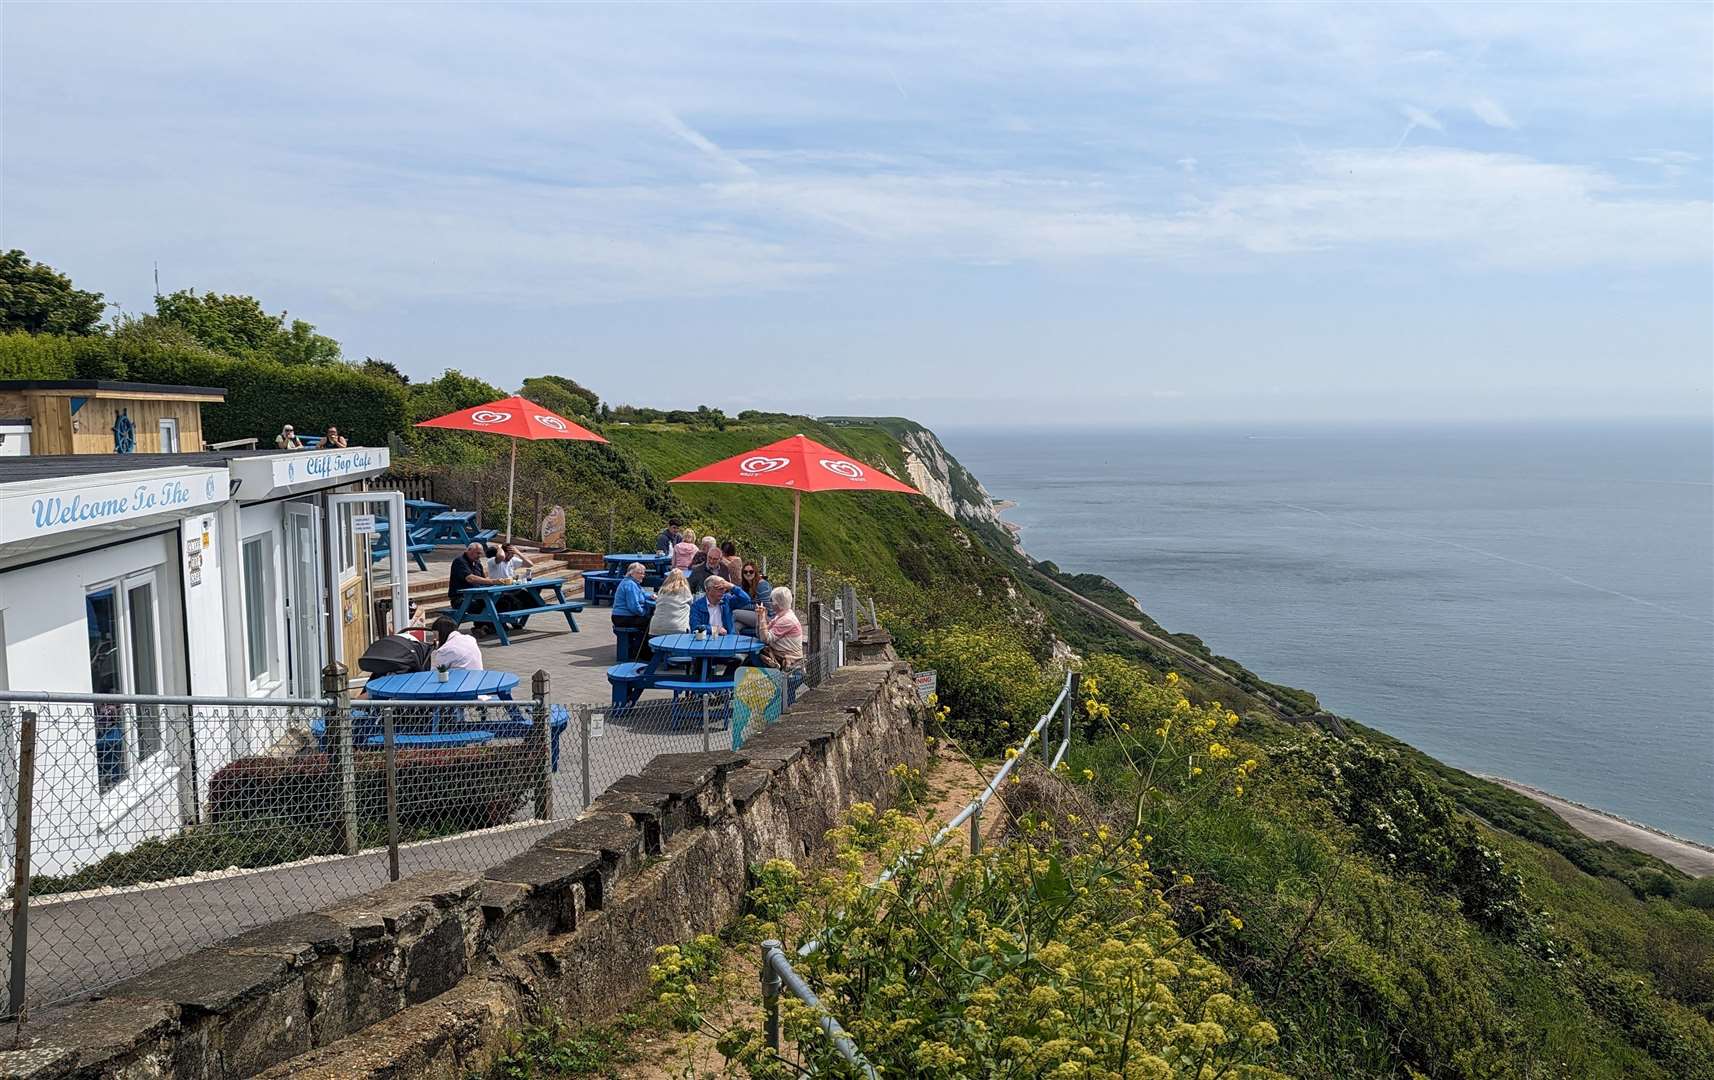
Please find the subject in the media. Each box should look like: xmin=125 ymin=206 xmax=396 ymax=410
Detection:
xmin=1684 ymin=877 xmax=1714 ymax=911
xmin=0 ymin=329 xmax=78 ymax=378
xmin=909 ymin=625 xmax=1054 ymax=754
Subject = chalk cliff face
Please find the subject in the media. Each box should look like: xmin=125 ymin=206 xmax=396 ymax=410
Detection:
xmin=894 ymin=425 xmax=1010 ymax=534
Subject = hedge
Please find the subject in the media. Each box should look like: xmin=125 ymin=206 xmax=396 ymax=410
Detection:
xmin=0 ymin=330 xmax=408 ymax=447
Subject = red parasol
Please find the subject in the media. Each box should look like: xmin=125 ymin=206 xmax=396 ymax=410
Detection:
xmin=415 ymin=395 xmax=607 ymax=540
xmin=669 ymin=433 xmax=921 ymax=593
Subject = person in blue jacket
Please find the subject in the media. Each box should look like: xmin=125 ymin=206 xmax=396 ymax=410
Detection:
xmin=689 ymin=576 xmax=752 ymax=637
xmin=611 ymin=562 xmax=655 ymax=659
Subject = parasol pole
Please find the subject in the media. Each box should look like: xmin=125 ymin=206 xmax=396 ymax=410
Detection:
xmin=790 ymin=488 xmax=801 ymax=598
xmin=505 ymin=437 xmax=517 ymax=542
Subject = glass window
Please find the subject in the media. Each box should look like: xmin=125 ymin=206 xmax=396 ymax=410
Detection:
xmin=242 ymin=536 xmax=275 ymax=685
xmin=86 ymin=588 xmax=127 ymax=791
xmin=337 ymin=503 xmax=357 ymax=578
xmin=127 ymin=580 xmax=161 ymax=761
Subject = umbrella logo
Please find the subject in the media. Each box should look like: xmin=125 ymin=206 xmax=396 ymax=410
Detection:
xmin=533 ymin=414 xmax=568 ymax=432
xmin=819 ymin=458 xmax=865 ymax=481
xmin=470 ymin=410 xmax=512 ymax=425
xmin=739 ymin=456 xmax=790 ymax=475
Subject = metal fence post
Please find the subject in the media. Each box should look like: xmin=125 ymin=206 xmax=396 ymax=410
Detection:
xmin=532 ymin=670 xmax=552 ymax=820
xmin=1064 ymin=671 xmax=1082 ymax=762
xmin=701 ymin=694 xmax=712 ymax=754
xmin=6 ymin=709 xmax=38 ymax=1021
xmin=322 ymin=663 xmax=358 ymax=856
xmin=579 ymin=706 xmax=593 ymax=811
xmin=382 ymin=706 xmax=400 ymax=882
xmin=760 ymin=940 xmax=783 ymax=1053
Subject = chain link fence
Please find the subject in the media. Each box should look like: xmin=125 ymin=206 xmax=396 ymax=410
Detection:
xmin=0 ymin=595 xmax=871 ymax=1018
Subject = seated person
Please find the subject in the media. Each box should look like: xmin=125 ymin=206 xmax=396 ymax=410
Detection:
xmin=489 ymin=542 xmax=533 ymax=580
xmin=733 ymin=561 xmax=772 ymax=628
xmin=690 ymin=536 xmax=717 ymax=570
xmin=275 ymin=424 xmax=303 ymax=450
xmin=673 ymin=530 xmax=699 ymax=570
xmin=656 ymin=520 xmax=682 ymax=556
xmin=449 ymin=541 xmax=500 ymax=606
xmin=754 ymin=586 xmax=804 ymax=670
xmin=322 ymin=425 xmax=349 ymax=449
xmin=689 ymin=576 xmax=752 ymax=638
xmin=431 ymin=616 xmax=484 ymax=671
xmin=720 ymin=541 xmax=743 ymax=584
xmin=650 ymin=569 xmax=693 ymax=636
xmin=611 ymin=561 xmax=655 ymax=659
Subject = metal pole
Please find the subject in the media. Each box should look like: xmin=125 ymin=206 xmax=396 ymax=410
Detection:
xmin=6 ymin=709 xmax=38 ymax=1021
xmin=532 ymin=670 xmax=552 ymax=820
xmin=789 ymin=490 xmax=800 ymax=599
xmin=969 ymin=802 xmax=982 ymax=854
xmin=323 ymin=663 xmax=358 ymax=856
xmin=505 ymin=438 xmax=517 ymax=542
xmin=1064 ymin=671 xmax=1081 ymax=762
xmin=760 ymin=940 xmax=783 ymax=1053
xmin=868 ymin=597 xmax=879 ymax=629
xmin=701 ymin=694 xmax=712 ymax=754
xmin=579 ymin=707 xmax=593 ymax=810
xmin=382 ymin=707 xmax=400 ymax=882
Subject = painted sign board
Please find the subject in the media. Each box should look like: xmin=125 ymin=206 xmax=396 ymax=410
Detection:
xmin=1 ymin=467 xmax=228 ymax=545
xmin=541 ymin=506 xmax=566 ymax=550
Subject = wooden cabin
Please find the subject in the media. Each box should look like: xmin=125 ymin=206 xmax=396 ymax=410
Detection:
xmin=0 ymin=380 xmax=225 ymax=456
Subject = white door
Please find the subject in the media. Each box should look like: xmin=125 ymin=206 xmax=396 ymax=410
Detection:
xmin=327 ymin=491 xmax=410 ymax=656
xmin=284 ymin=502 xmax=325 ymax=699
xmin=158 ymin=418 xmax=180 ymax=453
xmin=85 ymin=571 xmax=188 ymax=821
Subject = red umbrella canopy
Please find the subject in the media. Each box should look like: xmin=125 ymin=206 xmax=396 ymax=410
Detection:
xmin=414 ymin=395 xmax=607 ymax=442
xmin=669 ymin=434 xmax=920 ymax=493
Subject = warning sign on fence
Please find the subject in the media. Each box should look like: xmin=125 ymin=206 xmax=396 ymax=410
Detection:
xmin=914 ymin=670 xmax=937 ymax=702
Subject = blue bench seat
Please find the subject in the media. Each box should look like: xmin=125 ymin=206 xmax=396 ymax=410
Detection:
xmin=362 ymin=730 xmax=493 ymax=749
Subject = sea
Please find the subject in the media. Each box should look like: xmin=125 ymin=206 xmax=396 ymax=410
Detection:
xmin=941 ymin=421 xmax=1714 ymax=845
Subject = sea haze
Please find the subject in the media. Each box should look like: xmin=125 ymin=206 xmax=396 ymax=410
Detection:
xmin=941 ymin=421 xmax=1714 ymax=844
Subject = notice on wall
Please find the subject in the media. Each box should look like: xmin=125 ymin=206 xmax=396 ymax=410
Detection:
xmin=915 ymin=670 xmax=937 ymax=702
xmin=351 ymin=513 xmax=377 ymax=535
xmin=541 ymin=506 xmax=566 ymax=550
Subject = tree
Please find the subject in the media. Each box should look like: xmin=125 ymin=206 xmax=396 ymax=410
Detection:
xmin=520 ymin=374 xmax=599 ymax=418
xmin=154 ymin=289 xmax=341 ymax=365
xmin=360 ymin=357 xmax=409 ymax=384
xmin=0 ymin=250 xmax=106 ymax=336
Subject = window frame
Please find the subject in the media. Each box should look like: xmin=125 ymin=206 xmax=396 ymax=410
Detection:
xmin=84 ymin=569 xmax=170 ymax=799
xmin=240 ymin=533 xmax=283 ymax=692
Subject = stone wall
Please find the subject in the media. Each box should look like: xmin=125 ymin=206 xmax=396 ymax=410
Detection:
xmin=0 ymin=660 xmax=925 ymax=1080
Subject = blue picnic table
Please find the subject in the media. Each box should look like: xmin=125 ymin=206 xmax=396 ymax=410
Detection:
xmin=370 ymin=519 xmax=435 ymax=571
xmin=605 ymin=552 xmax=671 ymax=574
xmin=423 ymin=511 xmax=496 ymax=547
xmin=362 ymin=669 xmax=568 ymax=769
xmin=605 ymin=633 xmax=761 ymax=711
xmin=406 ymin=499 xmax=451 ymax=525
xmin=441 ymin=576 xmax=583 ymax=645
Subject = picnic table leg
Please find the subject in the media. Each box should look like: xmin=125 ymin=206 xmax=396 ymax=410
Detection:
xmin=488 ymin=596 xmax=511 ymax=646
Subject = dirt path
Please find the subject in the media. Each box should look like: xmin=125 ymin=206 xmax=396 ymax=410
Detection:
xmin=608 ymin=741 xmax=1003 ymax=1078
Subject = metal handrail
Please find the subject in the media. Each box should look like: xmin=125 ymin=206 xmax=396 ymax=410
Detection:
xmin=761 ymin=940 xmax=878 ymax=1079
xmin=763 ymin=670 xmax=1083 ymax=1073
xmin=798 ymin=669 xmax=1081 ymax=957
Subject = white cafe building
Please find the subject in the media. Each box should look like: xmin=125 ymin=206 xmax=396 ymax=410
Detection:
xmin=0 ymin=439 xmax=412 ymax=873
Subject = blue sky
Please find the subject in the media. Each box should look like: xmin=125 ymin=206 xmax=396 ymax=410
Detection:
xmin=2 ymin=3 xmax=1709 ymax=426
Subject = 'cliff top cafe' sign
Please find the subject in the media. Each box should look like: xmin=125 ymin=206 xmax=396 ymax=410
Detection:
xmin=228 ymin=447 xmax=392 ymax=501
xmin=1 ymin=467 xmax=229 ymax=545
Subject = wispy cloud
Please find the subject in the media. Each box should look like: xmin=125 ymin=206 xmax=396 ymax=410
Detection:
xmin=1470 ymin=96 xmax=1517 ymax=129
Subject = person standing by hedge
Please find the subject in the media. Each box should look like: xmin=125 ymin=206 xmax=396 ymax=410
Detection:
xmin=322 ymin=425 xmax=348 ymax=448
xmin=275 ymin=424 xmax=303 ymax=450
